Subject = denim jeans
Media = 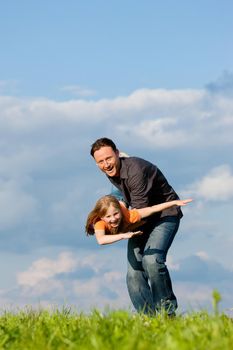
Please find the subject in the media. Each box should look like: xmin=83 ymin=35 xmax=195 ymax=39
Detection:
xmin=126 ymin=216 xmax=180 ymax=315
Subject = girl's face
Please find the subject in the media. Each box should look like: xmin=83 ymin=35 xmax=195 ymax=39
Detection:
xmin=101 ymin=204 xmax=122 ymax=228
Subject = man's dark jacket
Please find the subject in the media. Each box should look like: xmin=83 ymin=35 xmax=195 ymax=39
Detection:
xmin=108 ymin=156 xmax=183 ymax=224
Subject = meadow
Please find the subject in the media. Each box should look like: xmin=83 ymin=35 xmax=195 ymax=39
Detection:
xmin=0 ymin=292 xmax=232 ymax=349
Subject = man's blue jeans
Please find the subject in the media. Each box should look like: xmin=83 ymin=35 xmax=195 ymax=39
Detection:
xmin=126 ymin=216 xmax=180 ymax=315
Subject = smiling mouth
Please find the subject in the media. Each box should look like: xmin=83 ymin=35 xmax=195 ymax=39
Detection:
xmin=105 ymin=166 xmax=113 ymax=171
xmin=105 ymin=167 xmax=115 ymax=174
xmin=110 ymin=222 xmax=119 ymax=227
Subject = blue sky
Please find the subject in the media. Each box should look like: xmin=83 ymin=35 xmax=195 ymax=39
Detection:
xmin=1 ymin=0 xmax=233 ymax=98
xmin=0 ymin=1 xmax=233 ymax=314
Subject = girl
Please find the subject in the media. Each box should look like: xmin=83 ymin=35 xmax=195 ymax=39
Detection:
xmin=86 ymin=195 xmax=192 ymax=245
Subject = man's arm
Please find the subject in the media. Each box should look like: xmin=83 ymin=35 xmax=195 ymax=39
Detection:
xmin=137 ymin=199 xmax=192 ymax=218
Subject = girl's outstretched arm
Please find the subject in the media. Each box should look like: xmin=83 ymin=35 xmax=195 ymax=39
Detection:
xmin=137 ymin=199 xmax=193 ymax=219
xmin=95 ymin=229 xmax=143 ymax=245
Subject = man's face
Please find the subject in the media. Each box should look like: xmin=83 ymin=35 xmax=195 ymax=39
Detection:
xmin=93 ymin=146 xmax=120 ymax=177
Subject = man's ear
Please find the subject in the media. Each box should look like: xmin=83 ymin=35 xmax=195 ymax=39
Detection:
xmin=116 ymin=149 xmax=120 ymax=156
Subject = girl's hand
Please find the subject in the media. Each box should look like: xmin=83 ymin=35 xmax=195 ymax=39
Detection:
xmin=124 ymin=230 xmax=143 ymax=239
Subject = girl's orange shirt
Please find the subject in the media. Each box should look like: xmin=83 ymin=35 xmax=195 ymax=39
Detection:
xmin=94 ymin=205 xmax=141 ymax=231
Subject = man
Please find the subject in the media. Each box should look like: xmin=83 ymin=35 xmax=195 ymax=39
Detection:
xmin=90 ymin=137 xmax=182 ymax=316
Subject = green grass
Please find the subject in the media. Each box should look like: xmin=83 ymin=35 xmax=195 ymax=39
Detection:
xmin=0 ymin=307 xmax=232 ymax=350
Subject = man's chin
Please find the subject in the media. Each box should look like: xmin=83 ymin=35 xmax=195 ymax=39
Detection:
xmin=106 ymin=170 xmax=116 ymax=177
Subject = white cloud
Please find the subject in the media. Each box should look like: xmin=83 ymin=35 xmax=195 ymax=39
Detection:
xmin=17 ymin=252 xmax=77 ymax=287
xmin=0 ymin=87 xmax=232 ymax=149
xmin=14 ymin=249 xmax=130 ymax=311
xmin=1 ymin=248 xmax=233 ymax=313
xmin=117 ymin=118 xmax=188 ymax=148
xmin=20 ymin=279 xmax=64 ymax=298
xmin=72 ymin=270 xmax=128 ymax=310
xmin=195 ymin=251 xmax=209 ymax=261
xmin=175 ymin=282 xmax=213 ymax=310
xmin=167 ymin=255 xmax=180 ymax=271
xmin=104 ymin=271 xmax=122 ymax=283
xmin=185 ymin=165 xmax=233 ymax=201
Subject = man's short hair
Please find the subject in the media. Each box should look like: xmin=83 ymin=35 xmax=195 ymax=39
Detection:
xmin=90 ymin=137 xmax=117 ymax=157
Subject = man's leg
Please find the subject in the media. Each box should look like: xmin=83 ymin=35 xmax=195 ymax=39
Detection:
xmin=126 ymin=234 xmax=155 ymax=314
xmin=142 ymin=216 xmax=180 ymax=315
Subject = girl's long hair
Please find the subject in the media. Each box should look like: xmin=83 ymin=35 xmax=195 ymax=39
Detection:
xmin=85 ymin=195 xmax=124 ymax=235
